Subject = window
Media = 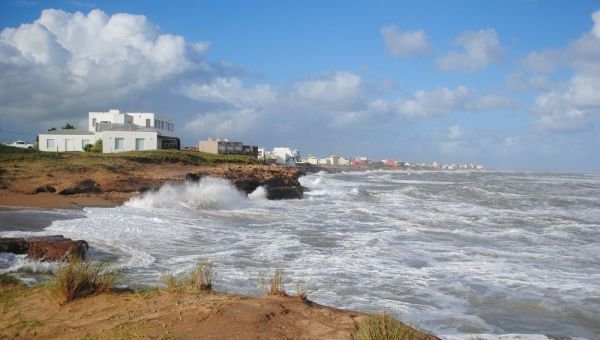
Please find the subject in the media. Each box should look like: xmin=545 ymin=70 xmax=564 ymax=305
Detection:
xmin=115 ymin=138 xmax=124 ymax=150
xmin=135 ymin=138 xmax=144 ymax=151
xmin=82 ymin=140 xmax=90 ymax=149
xmin=92 ymin=118 xmax=96 ymax=127
xmin=146 ymin=119 xmax=151 ymax=127
xmin=46 ymin=139 xmax=55 ymax=149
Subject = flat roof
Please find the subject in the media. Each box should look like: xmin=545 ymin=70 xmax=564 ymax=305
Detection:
xmin=40 ymin=129 xmax=94 ymax=135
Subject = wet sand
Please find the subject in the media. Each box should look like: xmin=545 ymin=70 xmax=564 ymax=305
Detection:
xmin=0 ymin=207 xmax=85 ymax=232
xmin=0 ymin=190 xmax=116 ymax=210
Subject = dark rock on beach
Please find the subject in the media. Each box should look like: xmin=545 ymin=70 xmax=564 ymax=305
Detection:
xmin=59 ymin=179 xmax=102 ymax=195
xmin=265 ymin=186 xmax=304 ymax=199
xmin=0 ymin=235 xmax=88 ymax=261
xmin=34 ymin=184 xmax=56 ymax=193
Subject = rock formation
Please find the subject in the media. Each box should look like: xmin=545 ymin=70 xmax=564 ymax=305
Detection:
xmin=0 ymin=235 xmax=88 ymax=261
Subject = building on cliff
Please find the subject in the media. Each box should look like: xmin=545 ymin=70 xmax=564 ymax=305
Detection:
xmin=198 ymin=138 xmax=258 ymax=157
xmin=38 ymin=109 xmax=180 ymax=153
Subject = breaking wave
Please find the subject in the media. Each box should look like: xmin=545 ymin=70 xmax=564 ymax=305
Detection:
xmin=126 ymin=177 xmax=248 ymax=210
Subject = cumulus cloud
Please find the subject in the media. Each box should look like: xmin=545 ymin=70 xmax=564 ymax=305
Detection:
xmin=380 ymin=25 xmax=431 ymax=57
xmin=437 ymin=29 xmax=503 ymax=72
xmin=0 ymin=8 xmax=209 ymax=125
xmin=181 ymin=77 xmax=276 ymax=108
xmin=506 ymin=72 xmax=552 ymax=92
xmin=526 ymin=9 xmax=600 ymax=132
xmin=331 ymin=85 xmax=516 ymax=125
xmin=372 ymin=86 xmax=515 ymax=119
xmin=183 ymin=108 xmax=260 ymax=139
xmin=291 ymin=71 xmax=364 ymax=111
xmin=532 ymin=75 xmax=599 ymax=132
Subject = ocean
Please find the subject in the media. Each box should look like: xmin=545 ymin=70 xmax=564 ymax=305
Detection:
xmin=1 ymin=170 xmax=599 ymax=339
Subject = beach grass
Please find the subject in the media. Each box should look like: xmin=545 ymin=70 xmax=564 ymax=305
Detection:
xmin=355 ymin=313 xmax=418 ymax=340
xmin=50 ymin=257 xmax=118 ymax=304
xmin=190 ymin=261 xmax=214 ymax=292
xmin=260 ymin=269 xmax=287 ymax=296
xmin=162 ymin=260 xmax=214 ymax=292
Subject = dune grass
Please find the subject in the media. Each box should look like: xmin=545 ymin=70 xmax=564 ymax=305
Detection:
xmin=355 ymin=313 xmax=418 ymax=340
xmin=50 ymin=257 xmax=118 ymax=304
xmin=190 ymin=261 xmax=214 ymax=291
xmin=163 ymin=260 xmax=214 ymax=293
xmin=260 ymin=269 xmax=287 ymax=297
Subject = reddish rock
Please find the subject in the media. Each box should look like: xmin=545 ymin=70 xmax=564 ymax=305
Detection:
xmin=59 ymin=179 xmax=102 ymax=195
xmin=0 ymin=235 xmax=88 ymax=261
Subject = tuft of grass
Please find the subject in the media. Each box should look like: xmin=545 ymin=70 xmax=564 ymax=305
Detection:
xmin=51 ymin=257 xmax=118 ymax=304
xmin=162 ymin=273 xmax=183 ymax=292
xmin=260 ymin=269 xmax=287 ymax=296
xmin=190 ymin=261 xmax=214 ymax=292
xmin=0 ymin=273 xmax=21 ymax=286
xmin=162 ymin=260 xmax=215 ymax=293
xmin=355 ymin=313 xmax=417 ymax=340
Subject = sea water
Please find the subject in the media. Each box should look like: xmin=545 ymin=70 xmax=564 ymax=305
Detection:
xmin=1 ymin=171 xmax=599 ymax=339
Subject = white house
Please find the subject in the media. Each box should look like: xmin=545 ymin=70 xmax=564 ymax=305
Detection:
xmin=302 ymin=155 xmax=319 ymax=165
xmin=271 ymin=147 xmax=300 ymax=166
xmin=38 ymin=109 xmax=179 ymax=153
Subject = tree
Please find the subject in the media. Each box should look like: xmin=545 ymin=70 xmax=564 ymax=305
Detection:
xmin=63 ymin=123 xmax=75 ymax=129
xmin=48 ymin=127 xmax=56 ymax=131
xmin=91 ymin=139 xmax=103 ymax=153
xmin=83 ymin=144 xmax=93 ymax=152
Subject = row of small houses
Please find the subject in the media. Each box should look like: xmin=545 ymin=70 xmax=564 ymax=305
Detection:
xmin=36 ymin=109 xmax=374 ymax=167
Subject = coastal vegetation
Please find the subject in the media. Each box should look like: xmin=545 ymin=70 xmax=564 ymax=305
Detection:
xmin=0 ymin=144 xmax=258 ymax=166
xmin=0 ymin=261 xmax=438 ymax=339
xmin=50 ymin=257 xmax=118 ymax=304
xmin=260 ymin=268 xmax=287 ymax=296
xmin=162 ymin=260 xmax=214 ymax=292
xmin=355 ymin=313 xmax=419 ymax=340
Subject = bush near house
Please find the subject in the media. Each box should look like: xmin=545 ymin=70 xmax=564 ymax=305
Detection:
xmin=90 ymin=139 xmax=103 ymax=153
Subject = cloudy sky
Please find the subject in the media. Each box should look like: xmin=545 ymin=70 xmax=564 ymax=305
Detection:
xmin=1 ymin=0 xmax=599 ymax=171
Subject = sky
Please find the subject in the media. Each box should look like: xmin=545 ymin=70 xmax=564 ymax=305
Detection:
xmin=1 ymin=0 xmax=599 ymax=171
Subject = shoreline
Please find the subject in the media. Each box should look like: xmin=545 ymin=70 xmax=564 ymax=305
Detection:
xmin=0 ymin=279 xmax=439 ymax=339
xmin=0 ymin=190 xmax=118 ymax=210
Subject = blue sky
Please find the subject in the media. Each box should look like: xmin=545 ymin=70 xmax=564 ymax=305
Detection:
xmin=1 ymin=0 xmax=599 ymax=171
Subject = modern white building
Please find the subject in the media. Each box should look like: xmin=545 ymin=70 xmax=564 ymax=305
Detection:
xmin=271 ymin=147 xmax=300 ymax=166
xmin=38 ymin=109 xmax=179 ymax=153
xmin=302 ymin=155 xmax=319 ymax=165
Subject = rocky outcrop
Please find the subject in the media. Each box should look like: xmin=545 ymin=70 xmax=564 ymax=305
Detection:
xmin=59 ymin=179 xmax=102 ymax=195
xmin=0 ymin=235 xmax=88 ymax=261
xmin=188 ymin=165 xmax=304 ymax=199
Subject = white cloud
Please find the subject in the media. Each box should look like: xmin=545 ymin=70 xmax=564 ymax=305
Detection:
xmin=291 ymin=71 xmax=364 ymax=111
xmin=521 ymin=49 xmax=562 ymax=74
xmin=532 ymin=75 xmax=599 ymax=132
xmin=181 ymin=77 xmax=276 ymax=108
xmin=437 ymin=29 xmax=503 ymax=72
xmin=0 ymin=8 xmax=210 ymax=123
xmin=380 ymin=25 xmax=431 ymax=57
xmin=183 ymin=108 xmax=259 ymax=138
xmin=375 ymin=86 xmax=515 ymax=119
xmin=448 ymin=124 xmax=463 ymax=139
xmin=506 ymin=73 xmax=552 ymax=92
xmin=592 ymin=10 xmax=600 ymax=39
xmin=526 ymin=10 xmax=600 ymax=132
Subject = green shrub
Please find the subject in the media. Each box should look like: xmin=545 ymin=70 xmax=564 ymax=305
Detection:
xmin=83 ymin=144 xmax=93 ymax=152
xmin=90 ymin=139 xmax=103 ymax=153
xmin=355 ymin=313 xmax=417 ymax=340
xmin=51 ymin=257 xmax=118 ymax=304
